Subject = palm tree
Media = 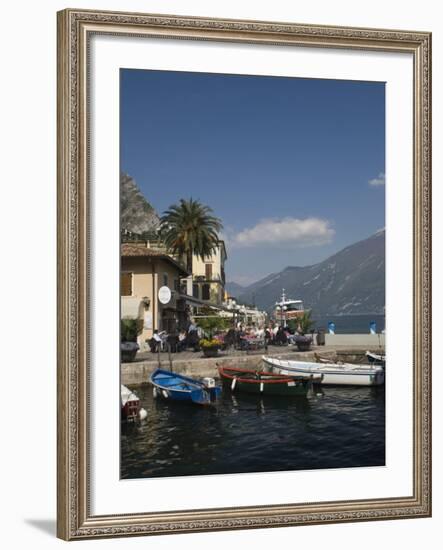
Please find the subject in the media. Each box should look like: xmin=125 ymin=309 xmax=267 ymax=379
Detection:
xmin=159 ymin=198 xmax=223 ymax=273
xmin=297 ymin=310 xmax=315 ymax=335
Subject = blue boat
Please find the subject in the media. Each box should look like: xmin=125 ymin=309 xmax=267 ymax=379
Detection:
xmin=150 ymin=368 xmax=221 ymax=405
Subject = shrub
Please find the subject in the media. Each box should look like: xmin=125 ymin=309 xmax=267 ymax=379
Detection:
xmin=121 ymin=318 xmax=143 ymax=342
xmin=197 ymin=317 xmax=231 ymax=338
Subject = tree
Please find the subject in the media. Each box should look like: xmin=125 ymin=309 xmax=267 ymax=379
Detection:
xmin=159 ymin=198 xmax=223 ymax=272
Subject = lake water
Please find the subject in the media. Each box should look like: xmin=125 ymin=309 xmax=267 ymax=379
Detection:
xmin=312 ymin=314 xmax=385 ymax=334
xmin=121 ymin=382 xmax=385 ymax=479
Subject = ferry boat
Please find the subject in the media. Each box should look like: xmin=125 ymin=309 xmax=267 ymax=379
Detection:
xmin=273 ymin=289 xmax=306 ymax=326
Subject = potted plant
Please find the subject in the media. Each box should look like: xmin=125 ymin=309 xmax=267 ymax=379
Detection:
xmin=200 ymin=338 xmax=221 ymax=358
xmin=294 ymin=311 xmax=315 ymax=352
xmin=120 ymin=318 xmax=142 ymax=362
xmin=294 ymin=334 xmax=312 ymax=352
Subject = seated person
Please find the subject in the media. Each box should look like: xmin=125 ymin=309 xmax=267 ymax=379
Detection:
xmin=275 ymin=326 xmax=288 ymax=345
xmin=186 ymin=327 xmax=200 ymax=352
xmin=177 ymin=329 xmax=187 ymax=352
xmin=224 ymin=328 xmax=237 ymax=348
xmin=148 ymin=329 xmax=162 ymax=353
xmin=167 ymin=332 xmax=179 ymax=353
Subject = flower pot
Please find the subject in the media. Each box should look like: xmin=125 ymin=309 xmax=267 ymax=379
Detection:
xmin=295 ymin=336 xmax=312 ymax=352
xmin=202 ymin=347 xmax=219 ymax=358
xmin=121 ymin=341 xmax=139 ymax=362
xmin=296 ymin=342 xmax=311 ymax=352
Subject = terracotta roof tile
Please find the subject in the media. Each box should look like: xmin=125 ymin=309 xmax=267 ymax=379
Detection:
xmin=121 ymin=243 xmax=165 ymax=257
xmin=121 ymin=243 xmax=189 ymax=276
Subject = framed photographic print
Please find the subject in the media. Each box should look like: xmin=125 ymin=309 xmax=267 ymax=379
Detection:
xmin=57 ymin=8 xmax=431 ymax=540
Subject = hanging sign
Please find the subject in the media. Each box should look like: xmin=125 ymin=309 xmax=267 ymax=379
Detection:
xmin=158 ymin=286 xmax=172 ymax=305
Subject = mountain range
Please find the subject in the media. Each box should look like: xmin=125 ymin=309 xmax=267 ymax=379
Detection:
xmin=120 ymin=175 xmax=384 ymax=316
xmin=230 ymin=230 xmax=385 ymax=316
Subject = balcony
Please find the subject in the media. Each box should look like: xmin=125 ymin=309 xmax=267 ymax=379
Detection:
xmin=193 ymin=274 xmax=223 ymax=284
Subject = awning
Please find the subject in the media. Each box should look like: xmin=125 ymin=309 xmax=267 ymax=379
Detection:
xmin=177 ymin=293 xmax=234 ymax=313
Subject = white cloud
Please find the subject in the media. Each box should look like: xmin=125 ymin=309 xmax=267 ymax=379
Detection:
xmin=369 ymin=172 xmax=385 ymax=186
xmin=231 ymin=217 xmax=335 ymax=248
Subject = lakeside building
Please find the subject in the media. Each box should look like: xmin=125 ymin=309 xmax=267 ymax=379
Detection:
xmin=220 ymin=297 xmax=267 ymax=328
xmin=121 ymin=243 xmax=189 ymax=343
xmin=188 ymin=240 xmax=227 ymax=306
xmin=121 ymin=234 xmax=267 ymax=337
xmin=122 ymin=231 xmax=228 ymax=306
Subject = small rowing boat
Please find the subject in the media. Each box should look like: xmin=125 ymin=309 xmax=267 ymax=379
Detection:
xmin=262 ymin=356 xmax=385 ymax=386
xmin=150 ymin=368 xmax=221 ymax=405
xmin=217 ymin=365 xmax=314 ymax=396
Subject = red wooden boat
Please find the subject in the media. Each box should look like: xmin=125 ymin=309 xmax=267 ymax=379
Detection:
xmin=217 ymin=365 xmax=314 ymax=396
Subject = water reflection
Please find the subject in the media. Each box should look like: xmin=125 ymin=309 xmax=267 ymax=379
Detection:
xmin=121 ymin=383 xmax=385 ymax=479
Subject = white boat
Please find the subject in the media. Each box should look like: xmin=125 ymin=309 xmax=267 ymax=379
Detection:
xmin=273 ymin=289 xmax=306 ymax=325
xmin=262 ymin=356 xmax=385 ymax=386
xmin=365 ymin=351 xmax=386 ymax=367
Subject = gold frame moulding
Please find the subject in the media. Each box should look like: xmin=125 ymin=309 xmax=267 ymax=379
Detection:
xmin=57 ymin=8 xmax=431 ymax=540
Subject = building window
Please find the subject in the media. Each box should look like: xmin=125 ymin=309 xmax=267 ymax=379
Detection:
xmin=205 ymin=263 xmax=213 ymax=280
xmin=202 ymin=283 xmax=210 ymax=301
xmin=163 ymin=272 xmax=169 ymax=287
xmin=174 ymin=278 xmax=179 ymax=291
xmin=121 ymin=272 xmax=132 ymax=296
xmin=193 ymin=284 xmax=199 ymax=298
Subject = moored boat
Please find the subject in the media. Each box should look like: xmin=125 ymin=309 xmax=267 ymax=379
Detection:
xmin=217 ymin=365 xmax=314 ymax=396
xmin=121 ymin=384 xmax=141 ymax=421
xmin=273 ymin=289 xmax=306 ymax=325
xmin=262 ymin=356 xmax=385 ymax=386
xmin=150 ymin=368 xmax=221 ymax=405
xmin=365 ymin=350 xmax=386 ymax=367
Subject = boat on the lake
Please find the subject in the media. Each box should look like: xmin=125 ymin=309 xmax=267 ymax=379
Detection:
xmin=121 ymin=384 xmax=141 ymax=421
xmin=272 ymin=288 xmax=306 ymax=325
xmin=365 ymin=350 xmax=386 ymax=367
xmin=150 ymin=368 xmax=221 ymax=405
xmin=217 ymin=365 xmax=315 ymax=396
xmin=262 ymin=356 xmax=385 ymax=386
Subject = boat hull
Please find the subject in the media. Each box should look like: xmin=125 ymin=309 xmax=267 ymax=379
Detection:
xmin=150 ymin=368 xmax=221 ymax=405
xmin=262 ymin=356 xmax=385 ymax=386
xmin=121 ymin=385 xmax=140 ymax=421
xmin=218 ymin=366 xmax=311 ymax=396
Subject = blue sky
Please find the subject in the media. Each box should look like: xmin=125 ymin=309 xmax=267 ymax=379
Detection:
xmin=121 ymin=69 xmax=385 ymax=286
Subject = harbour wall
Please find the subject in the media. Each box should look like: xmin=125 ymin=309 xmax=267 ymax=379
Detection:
xmin=323 ymin=333 xmax=385 ymax=347
xmin=122 ymin=344 xmax=384 ymax=386
xmin=121 ymin=354 xmax=264 ymax=386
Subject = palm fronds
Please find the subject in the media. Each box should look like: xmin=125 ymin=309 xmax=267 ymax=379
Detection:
xmin=159 ymin=198 xmax=222 ymax=271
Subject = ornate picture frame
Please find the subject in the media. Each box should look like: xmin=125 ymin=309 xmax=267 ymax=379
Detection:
xmin=57 ymin=8 xmax=431 ymax=540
